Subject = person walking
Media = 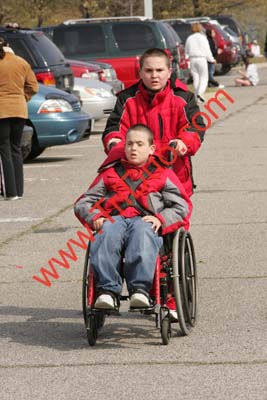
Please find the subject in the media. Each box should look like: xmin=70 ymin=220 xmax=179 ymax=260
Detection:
xmin=0 ymin=37 xmax=38 ymax=200
xmin=206 ymin=28 xmax=224 ymax=88
xmin=185 ymin=23 xmax=216 ymax=103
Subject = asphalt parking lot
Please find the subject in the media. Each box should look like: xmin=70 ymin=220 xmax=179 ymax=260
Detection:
xmin=0 ymin=64 xmax=267 ymax=399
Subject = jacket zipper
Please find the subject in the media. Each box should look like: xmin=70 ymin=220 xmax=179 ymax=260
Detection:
xmin=158 ymin=114 xmax=163 ymax=139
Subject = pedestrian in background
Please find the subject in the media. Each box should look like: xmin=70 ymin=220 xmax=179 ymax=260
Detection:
xmin=235 ymin=53 xmax=259 ymax=87
xmin=185 ymin=23 xmax=216 ymax=103
xmin=0 ymin=37 xmax=38 ymax=200
xmin=206 ymin=28 xmax=224 ymax=89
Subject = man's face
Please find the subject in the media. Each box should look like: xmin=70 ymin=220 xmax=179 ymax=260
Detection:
xmin=125 ymin=130 xmax=155 ymax=166
xmin=139 ymin=56 xmax=172 ymax=92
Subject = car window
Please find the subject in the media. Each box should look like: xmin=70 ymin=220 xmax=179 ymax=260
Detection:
xmin=112 ymin=23 xmax=156 ymax=51
xmin=158 ymin=23 xmax=176 ymax=48
xmin=53 ymin=25 xmax=106 ymax=57
xmin=5 ymin=37 xmax=38 ymax=67
xmin=171 ymin=23 xmax=192 ymax=43
xmin=30 ymin=32 xmax=65 ymax=65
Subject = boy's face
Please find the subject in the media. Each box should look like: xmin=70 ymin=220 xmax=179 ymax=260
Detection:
xmin=139 ymin=56 xmax=172 ymax=92
xmin=125 ymin=130 xmax=155 ymax=166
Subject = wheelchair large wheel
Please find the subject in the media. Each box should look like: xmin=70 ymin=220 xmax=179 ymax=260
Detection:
xmin=82 ymin=242 xmax=91 ymax=324
xmin=179 ymin=230 xmax=198 ymax=327
xmin=82 ymin=241 xmax=105 ymax=346
xmin=172 ymin=229 xmax=198 ymax=335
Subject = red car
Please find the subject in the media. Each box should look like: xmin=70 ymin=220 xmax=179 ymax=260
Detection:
xmin=202 ymin=22 xmax=239 ymax=73
xmin=67 ymin=59 xmax=124 ymax=94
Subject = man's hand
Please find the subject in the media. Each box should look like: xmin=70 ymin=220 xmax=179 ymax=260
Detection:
xmin=107 ymin=138 xmax=122 ymax=151
xmin=142 ymin=215 xmax=162 ymax=232
xmin=170 ymin=139 xmax=188 ymax=156
xmin=93 ymin=217 xmax=107 ymax=231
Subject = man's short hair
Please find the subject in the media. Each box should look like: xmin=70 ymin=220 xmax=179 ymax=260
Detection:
xmin=126 ymin=124 xmax=154 ymax=145
xmin=139 ymin=48 xmax=171 ymax=69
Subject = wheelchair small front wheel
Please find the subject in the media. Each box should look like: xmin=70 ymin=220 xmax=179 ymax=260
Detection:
xmin=161 ymin=316 xmax=171 ymax=345
xmin=87 ymin=314 xmax=98 ymax=346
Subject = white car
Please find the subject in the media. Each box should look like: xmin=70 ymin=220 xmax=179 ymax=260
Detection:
xmin=73 ymin=77 xmax=117 ymax=122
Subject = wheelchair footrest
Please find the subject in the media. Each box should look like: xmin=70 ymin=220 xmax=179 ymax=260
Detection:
xmin=129 ymin=306 xmax=154 ymax=312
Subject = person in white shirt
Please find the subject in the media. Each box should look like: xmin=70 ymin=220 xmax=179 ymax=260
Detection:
xmin=235 ymin=54 xmax=259 ymax=86
xmin=185 ymin=23 xmax=216 ymax=103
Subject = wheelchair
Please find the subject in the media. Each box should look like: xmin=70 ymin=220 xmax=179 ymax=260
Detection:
xmin=82 ymin=227 xmax=198 ymax=346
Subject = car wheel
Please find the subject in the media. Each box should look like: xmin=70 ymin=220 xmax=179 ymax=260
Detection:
xmin=26 ymin=133 xmax=46 ymax=160
xmin=221 ymin=65 xmax=231 ymax=75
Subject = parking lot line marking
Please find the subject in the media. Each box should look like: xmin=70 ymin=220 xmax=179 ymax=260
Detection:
xmin=43 ymin=154 xmax=83 ymax=157
xmin=66 ymin=144 xmax=102 ymax=148
xmin=24 ymin=164 xmax=64 ymax=168
xmin=0 ymin=217 xmax=42 ymax=223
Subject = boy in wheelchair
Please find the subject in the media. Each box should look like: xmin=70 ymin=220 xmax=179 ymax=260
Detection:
xmin=74 ymin=124 xmax=192 ymax=315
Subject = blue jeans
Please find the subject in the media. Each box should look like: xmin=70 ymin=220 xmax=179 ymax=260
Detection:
xmin=208 ymin=62 xmax=218 ymax=86
xmin=90 ymin=216 xmax=163 ymax=296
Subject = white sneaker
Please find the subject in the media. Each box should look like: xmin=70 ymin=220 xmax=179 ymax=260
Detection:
xmin=5 ymin=196 xmax=19 ymax=201
xmin=169 ymin=309 xmax=178 ymax=322
xmin=218 ymin=84 xmax=225 ymax=89
xmin=94 ymin=294 xmax=115 ymax=310
xmin=130 ymin=293 xmax=150 ymax=308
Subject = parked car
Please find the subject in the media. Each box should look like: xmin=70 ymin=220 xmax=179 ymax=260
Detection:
xmin=67 ymin=59 xmax=124 ymax=93
xmin=201 ymin=21 xmax=239 ymax=73
xmin=165 ymin=18 xmax=238 ymax=74
xmin=73 ymin=77 xmax=117 ymax=122
xmin=162 ymin=19 xmax=192 ymax=45
xmin=210 ymin=15 xmax=246 ymax=50
xmin=26 ymin=84 xmax=91 ymax=159
xmin=0 ymin=26 xmax=74 ymax=91
xmin=40 ymin=17 xmax=184 ymax=88
xmin=221 ymin=24 xmax=243 ymax=62
xmin=162 ymin=21 xmax=190 ymax=82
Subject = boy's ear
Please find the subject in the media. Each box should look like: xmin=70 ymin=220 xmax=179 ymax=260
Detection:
xmin=149 ymin=144 xmax=156 ymax=154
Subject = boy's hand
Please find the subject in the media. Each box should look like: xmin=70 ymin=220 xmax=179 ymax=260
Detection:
xmin=170 ymin=139 xmax=188 ymax=156
xmin=107 ymin=138 xmax=122 ymax=151
xmin=142 ymin=215 xmax=162 ymax=232
xmin=93 ymin=217 xmax=107 ymax=231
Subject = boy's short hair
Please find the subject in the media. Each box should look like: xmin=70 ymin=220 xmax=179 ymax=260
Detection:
xmin=126 ymin=124 xmax=154 ymax=145
xmin=139 ymin=48 xmax=171 ymax=69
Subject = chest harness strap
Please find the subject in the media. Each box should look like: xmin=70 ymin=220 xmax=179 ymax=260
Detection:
xmin=113 ymin=163 xmax=158 ymax=216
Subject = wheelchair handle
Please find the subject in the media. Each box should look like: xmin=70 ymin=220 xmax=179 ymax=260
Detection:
xmin=168 ymin=141 xmax=177 ymax=166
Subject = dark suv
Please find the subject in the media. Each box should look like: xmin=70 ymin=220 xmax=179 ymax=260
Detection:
xmin=0 ymin=27 xmax=74 ymax=91
xmin=40 ymin=17 xmax=184 ymax=88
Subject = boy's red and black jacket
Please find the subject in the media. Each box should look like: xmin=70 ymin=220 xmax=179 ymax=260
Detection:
xmin=101 ymin=79 xmax=206 ymax=196
xmin=74 ymin=156 xmax=192 ymax=235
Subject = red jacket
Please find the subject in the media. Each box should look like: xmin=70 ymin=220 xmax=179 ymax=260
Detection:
xmin=102 ymin=79 xmax=206 ymax=196
xmin=74 ymin=157 xmax=192 ymax=235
